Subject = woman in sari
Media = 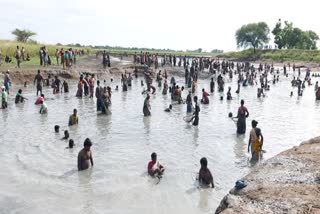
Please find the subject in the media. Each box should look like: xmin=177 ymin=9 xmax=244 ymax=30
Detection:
xmin=248 ymin=120 xmax=264 ymax=161
xmin=101 ymin=87 xmax=111 ymax=114
xmin=236 ymin=99 xmax=249 ymax=134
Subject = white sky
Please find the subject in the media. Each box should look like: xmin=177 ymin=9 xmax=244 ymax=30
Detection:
xmin=0 ymin=0 xmax=319 ymax=51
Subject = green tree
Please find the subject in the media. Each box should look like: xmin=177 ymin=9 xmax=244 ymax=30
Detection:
xmin=235 ymin=22 xmax=270 ymax=53
xmin=272 ymin=20 xmax=319 ymax=49
xmin=12 ymin=28 xmax=36 ymax=42
xmin=272 ymin=19 xmax=294 ymax=49
xmin=304 ymin=31 xmax=319 ymax=49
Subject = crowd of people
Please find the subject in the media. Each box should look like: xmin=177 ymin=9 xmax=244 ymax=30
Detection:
xmin=0 ymin=52 xmax=319 ymax=189
xmin=0 ymin=46 xmax=87 ymax=69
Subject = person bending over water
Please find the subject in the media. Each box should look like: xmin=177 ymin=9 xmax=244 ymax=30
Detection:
xmin=69 ymin=109 xmax=78 ymax=126
xmin=15 ymin=89 xmax=27 ymax=104
xmin=248 ymin=120 xmax=264 ymax=161
xmin=39 ymin=100 xmax=47 ymax=114
xmin=235 ymin=100 xmax=249 ymax=134
xmin=77 ymin=138 xmax=94 ymax=171
xmin=143 ymin=94 xmax=151 ymax=116
xmin=164 ymin=104 xmax=172 ymax=112
xmin=198 ymin=157 xmax=214 ymax=188
xmin=201 ymin=88 xmax=209 ymax=104
xmin=147 ymin=152 xmax=165 ymax=177
xmin=35 ymin=94 xmax=44 ymax=105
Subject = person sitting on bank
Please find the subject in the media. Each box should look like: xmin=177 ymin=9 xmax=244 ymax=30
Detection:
xmin=198 ymin=157 xmax=214 ymax=188
xmin=147 ymin=152 xmax=165 ymax=177
xmin=68 ymin=109 xmax=78 ymax=126
xmin=77 ymin=138 xmax=93 ymax=171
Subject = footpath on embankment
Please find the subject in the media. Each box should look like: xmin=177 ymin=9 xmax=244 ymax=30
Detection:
xmin=215 ymin=137 xmax=320 ymax=214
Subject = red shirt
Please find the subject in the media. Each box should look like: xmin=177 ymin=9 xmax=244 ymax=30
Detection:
xmin=148 ymin=161 xmax=156 ymax=170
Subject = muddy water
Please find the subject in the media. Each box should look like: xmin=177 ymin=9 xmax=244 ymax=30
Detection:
xmin=0 ymin=70 xmax=320 ymax=214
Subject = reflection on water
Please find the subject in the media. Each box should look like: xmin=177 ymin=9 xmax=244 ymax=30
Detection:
xmin=0 ymin=71 xmax=320 ymax=213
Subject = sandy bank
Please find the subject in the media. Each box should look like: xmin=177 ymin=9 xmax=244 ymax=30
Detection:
xmin=215 ymin=137 xmax=320 ymax=214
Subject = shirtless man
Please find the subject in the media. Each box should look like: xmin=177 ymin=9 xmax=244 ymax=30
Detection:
xmin=77 ymin=138 xmax=94 ymax=171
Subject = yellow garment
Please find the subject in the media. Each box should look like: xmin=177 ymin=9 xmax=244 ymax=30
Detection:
xmin=250 ymin=128 xmax=261 ymax=158
xmin=69 ymin=114 xmax=78 ymax=126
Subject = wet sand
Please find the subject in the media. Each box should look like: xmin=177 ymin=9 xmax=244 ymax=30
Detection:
xmin=215 ymin=137 xmax=320 ymax=214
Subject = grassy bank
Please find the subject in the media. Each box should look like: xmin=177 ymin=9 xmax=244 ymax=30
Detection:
xmin=217 ymin=49 xmax=320 ymax=63
xmin=0 ymin=40 xmax=91 ymax=58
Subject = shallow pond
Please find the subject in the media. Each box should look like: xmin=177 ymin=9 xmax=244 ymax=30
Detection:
xmin=0 ymin=70 xmax=320 ymax=214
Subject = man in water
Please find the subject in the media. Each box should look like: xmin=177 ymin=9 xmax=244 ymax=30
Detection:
xmin=198 ymin=157 xmax=214 ymax=188
xmin=4 ymin=71 xmax=10 ymax=95
xmin=95 ymin=80 xmax=103 ymax=112
xmin=210 ymin=78 xmax=215 ymax=93
xmin=147 ymin=152 xmax=165 ymax=177
xmin=54 ymin=76 xmax=61 ymax=94
xmin=192 ymin=96 xmax=200 ymax=126
xmin=186 ymin=91 xmax=193 ymax=113
xmin=248 ymin=120 xmax=264 ymax=161
xmin=1 ymin=86 xmax=8 ymax=109
xmin=15 ymin=89 xmax=26 ymax=104
xmin=143 ymin=94 xmax=151 ymax=116
xmin=68 ymin=109 xmax=78 ymax=126
xmin=61 ymin=80 xmax=69 ymax=93
xmin=34 ymin=70 xmax=43 ymax=96
xmin=77 ymin=138 xmax=94 ymax=171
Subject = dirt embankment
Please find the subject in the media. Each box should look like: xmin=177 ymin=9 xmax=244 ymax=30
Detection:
xmin=0 ymin=55 xmax=138 ymax=84
xmin=215 ymin=137 xmax=320 ymax=214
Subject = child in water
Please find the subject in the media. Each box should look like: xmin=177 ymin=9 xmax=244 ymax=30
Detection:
xmin=66 ymin=139 xmax=74 ymax=149
xmin=62 ymin=130 xmax=69 ymax=140
xmin=198 ymin=157 xmax=214 ymax=188
xmin=147 ymin=152 xmax=165 ymax=177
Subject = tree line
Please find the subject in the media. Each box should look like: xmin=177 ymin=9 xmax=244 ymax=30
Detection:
xmin=236 ymin=19 xmax=319 ymax=53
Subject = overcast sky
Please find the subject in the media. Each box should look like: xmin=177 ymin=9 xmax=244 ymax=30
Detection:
xmin=0 ymin=0 xmax=319 ymax=51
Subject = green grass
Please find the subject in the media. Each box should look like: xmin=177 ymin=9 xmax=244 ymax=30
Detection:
xmin=218 ymin=49 xmax=320 ymax=63
xmin=0 ymin=40 xmax=91 ymax=58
